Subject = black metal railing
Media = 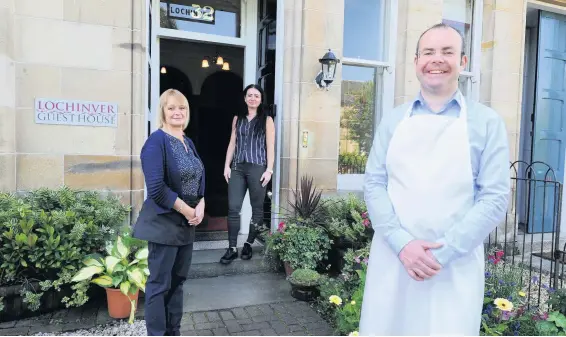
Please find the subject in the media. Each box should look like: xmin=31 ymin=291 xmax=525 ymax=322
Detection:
xmin=485 ymin=160 xmax=564 ymax=309
xmin=338 ymin=153 xmax=368 ymax=174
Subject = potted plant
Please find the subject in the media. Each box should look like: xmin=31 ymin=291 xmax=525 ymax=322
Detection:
xmin=288 ymin=269 xmax=321 ymax=301
xmin=265 ymin=223 xmax=332 ymax=276
xmin=71 ymin=235 xmax=149 ymax=323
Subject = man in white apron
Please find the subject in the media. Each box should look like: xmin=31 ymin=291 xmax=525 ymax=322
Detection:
xmin=359 ymin=24 xmax=510 ymax=336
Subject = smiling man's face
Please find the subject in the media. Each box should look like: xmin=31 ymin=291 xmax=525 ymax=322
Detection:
xmin=414 ymin=27 xmax=468 ymax=95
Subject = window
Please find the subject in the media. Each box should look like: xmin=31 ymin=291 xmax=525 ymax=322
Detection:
xmin=443 ymin=0 xmax=482 ymax=100
xmin=338 ymin=0 xmax=393 ymax=190
xmin=343 ymin=0 xmax=385 ymax=60
xmin=339 ymin=66 xmax=383 ymax=174
xmin=159 ymin=0 xmax=241 ymax=37
xmin=442 ymin=0 xmax=473 ymax=71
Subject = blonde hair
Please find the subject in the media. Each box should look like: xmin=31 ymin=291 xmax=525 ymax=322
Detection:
xmin=157 ymin=89 xmax=190 ymax=129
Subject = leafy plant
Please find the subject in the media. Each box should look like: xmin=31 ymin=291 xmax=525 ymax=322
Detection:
xmin=288 ymin=176 xmax=323 ymax=225
xmin=333 ymin=263 xmax=367 ymax=335
xmin=536 ymin=311 xmax=566 ymax=336
xmin=288 ymin=269 xmax=321 ymax=287
xmin=0 ymin=187 xmax=130 ymax=312
xmin=71 ymin=236 xmax=148 ymax=323
xmin=266 ymin=223 xmax=331 ymax=270
xmin=320 ymin=194 xmax=372 ymax=244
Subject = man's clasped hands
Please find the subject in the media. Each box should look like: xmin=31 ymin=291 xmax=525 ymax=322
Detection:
xmin=398 ymin=240 xmax=443 ymax=281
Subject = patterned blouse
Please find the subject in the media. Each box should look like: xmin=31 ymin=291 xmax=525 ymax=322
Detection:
xmin=165 ymin=133 xmax=204 ymax=203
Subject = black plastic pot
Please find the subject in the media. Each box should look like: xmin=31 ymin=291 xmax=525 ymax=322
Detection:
xmin=290 ymin=284 xmax=320 ymax=302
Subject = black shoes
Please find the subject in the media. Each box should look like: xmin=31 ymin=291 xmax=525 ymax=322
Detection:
xmin=220 ymin=247 xmax=238 ymax=264
xmin=241 ymin=242 xmax=253 ymax=260
xmin=219 ymin=244 xmax=253 ymax=264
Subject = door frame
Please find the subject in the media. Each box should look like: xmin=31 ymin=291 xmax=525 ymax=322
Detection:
xmin=145 ymin=0 xmax=263 ymax=235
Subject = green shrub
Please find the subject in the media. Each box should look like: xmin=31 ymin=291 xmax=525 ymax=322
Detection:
xmin=0 ymin=187 xmax=131 ymax=311
xmin=266 ymin=223 xmax=331 ymax=270
xmin=288 ymin=269 xmax=321 ymax=287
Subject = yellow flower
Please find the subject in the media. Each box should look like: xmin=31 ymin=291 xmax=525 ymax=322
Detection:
xmin=349 ymin=331 xmax=359 ymax=336
xmin=494 ymin=298 xmax=514 ymax=311
xmin=518 ymin=291 xmax=526 ymax=297
xmin=351 ymin=300 xmax=356 ymax=305
xmin=329 ymin=295 xmax=343 ymax=306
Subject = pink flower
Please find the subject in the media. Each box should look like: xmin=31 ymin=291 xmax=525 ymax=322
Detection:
xmin=354 ymin=256 xmax=361 ymax=263
xmin=277 ymin=221 xmax=286 ymax=233
xmin=363 ymin=219 xmax=370 ymax=227
xmin=361 ymin=212 xmax=368 ymax=219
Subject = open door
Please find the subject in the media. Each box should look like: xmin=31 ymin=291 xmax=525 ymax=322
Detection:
xmin=257 ymin=0 xmax=276 ymax=230
xmin=528 ymin=11 xmax=566 ymax=233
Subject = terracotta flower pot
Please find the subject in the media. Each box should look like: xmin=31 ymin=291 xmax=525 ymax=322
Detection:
xmin=106 ymin=287 xmax=139 ymax=319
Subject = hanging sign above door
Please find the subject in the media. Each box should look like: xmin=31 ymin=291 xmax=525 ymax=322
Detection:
xmin=168 ymin=3 xmax=215 ymax=24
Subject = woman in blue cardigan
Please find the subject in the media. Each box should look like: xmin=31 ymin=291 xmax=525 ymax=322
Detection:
xmin=133 ymin=89 xmax=205 ymax=336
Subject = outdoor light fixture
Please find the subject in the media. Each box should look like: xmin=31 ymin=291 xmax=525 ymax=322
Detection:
xmin=216 ymin=56 xmax=224 ymax=65
xmin=201 ymin=58 xmax=210 ymax=68
xmin=315 ymin=49 xmax=341 ymax=90
xmin=222 ymin=61 xmax=230 ymax=71
xmin=160 ymin=66 xmax=167 ymax=74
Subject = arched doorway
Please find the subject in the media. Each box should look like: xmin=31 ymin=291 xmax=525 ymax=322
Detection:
xmin=196 ymin=71 xmax=244 ymax=230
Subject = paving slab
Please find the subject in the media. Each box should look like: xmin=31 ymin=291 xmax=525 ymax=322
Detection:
xmin=183 ymin=273 xmax=293 ymax=312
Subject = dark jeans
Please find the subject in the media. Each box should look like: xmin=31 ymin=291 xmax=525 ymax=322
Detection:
xmin=228 ymin=162 xmax=267 ymax=247
xmin=145 ymin=242 xmax=193 ymax=336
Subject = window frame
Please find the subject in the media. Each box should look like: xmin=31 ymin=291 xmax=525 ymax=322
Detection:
xmin=338 ymin=0 xmax=397 ymax=190
xmin=458 ymin=0 xmax=483 ymax=100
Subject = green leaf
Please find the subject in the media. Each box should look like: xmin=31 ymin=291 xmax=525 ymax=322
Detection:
xmin=83 ymin=255 xmax=103 ymax=267
xmin=120 ymin=281 xmax=131 ymax=296
xmin=127 ymin=269 xmax=145 ymax=292
xmin=552 ymin=312 xmax=566 ymax=330
xmin=112 ymin=275 xmax=124 ymax=288
xmin=143 ymin=268 xmax=150 ymax=276
xmin=115 ymin=236 xmax=129 ymax=259
xmin=104 ymin=256 xmax=121 ymax=275
xmin=71 ymin=265 xmax=104 ymax=282
xmin=20 ymin=259 xmax=28 ymax=267
xmin=135 ymin=247 xmax=148 ymax=260
xmin=537 ymin=321 xmax=559 ymax=334
xmin=91 ymin=275 xmax=113 ymax=287
xmin=128 ymin=299 xmax=136 ymax=324
xmin=114 ymin=263 xmax=126 ymax=273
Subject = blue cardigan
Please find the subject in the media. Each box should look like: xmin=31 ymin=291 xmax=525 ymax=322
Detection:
xmin=141 ymin=129 xmax=205 ymax=214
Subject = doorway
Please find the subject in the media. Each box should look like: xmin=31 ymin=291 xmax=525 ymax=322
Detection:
xmin=160 ymin=39 xmax=245 ymax=231
xmin=519 ymin=8 xmax=566 ymax=234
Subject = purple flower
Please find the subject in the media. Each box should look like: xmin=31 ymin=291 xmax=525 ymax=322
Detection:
xmin=485 ymin=272 xmax=492 ymax=278
xmin=354 ymin=256 xmax=361 ymax=263
xmin=362 ymin=258 xmax=369 ymax=265
xmin=532 ymin=276 xmax=539 ymax=284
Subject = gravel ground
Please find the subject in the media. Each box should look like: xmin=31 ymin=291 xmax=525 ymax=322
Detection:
xmin=33 ymin=320 xmax=147 ymax=336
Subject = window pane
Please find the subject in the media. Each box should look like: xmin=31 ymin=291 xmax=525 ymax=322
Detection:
xmin=459 ymin=76 xmax=470 ymax=97
xmin=160 ymin=0 xmax=241 ymax=38
xmin=343 ymin=0 xmax=385 ymax=61
xmin=340 ymin=65 xmax=382 ymax=174
xmin=442 ymin=0 xmax=473 ymax=71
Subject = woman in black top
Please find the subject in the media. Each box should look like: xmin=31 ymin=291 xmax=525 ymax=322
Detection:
xmin=133 ymin=89 xmax=205 ymax=335
xmin=220 ymin=84 xmax=275 ymax=264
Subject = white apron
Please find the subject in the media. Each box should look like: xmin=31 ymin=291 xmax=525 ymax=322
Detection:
xmin=359 ymin=94 xmax=484 ymax=336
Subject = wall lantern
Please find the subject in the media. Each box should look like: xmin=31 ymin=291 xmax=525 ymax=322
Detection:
xmin=315 ymin=49 xmax=340 ymax=90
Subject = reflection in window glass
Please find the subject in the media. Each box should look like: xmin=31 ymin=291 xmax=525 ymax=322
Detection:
xmin=343 ymin=0 xmax=385 ymax=61
xmin=442 ymin=0 xmax=473 ymax=70
xmin=160 ymin=0 xmax=241 ymax=38
xmin=339 ymin=65 xmax=382 ymax=174
xmin=458 ymin=76 xmax=470 ymax=97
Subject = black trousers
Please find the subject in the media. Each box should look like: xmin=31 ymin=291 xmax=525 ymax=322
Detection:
xmin=145 ymin=242 xmax=193 ymax=336
xmin=227 ymin=162 xmax=267 ymax=247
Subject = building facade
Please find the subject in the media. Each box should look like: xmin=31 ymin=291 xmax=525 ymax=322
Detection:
xmin=0 ymin=0 xmax=563 ymax=235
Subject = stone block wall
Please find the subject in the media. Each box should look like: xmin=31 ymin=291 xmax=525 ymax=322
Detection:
xmin=0 ymin=0 xmax=147 ymax=221
xmin=279 ymin=0 xmax=344 ymax=208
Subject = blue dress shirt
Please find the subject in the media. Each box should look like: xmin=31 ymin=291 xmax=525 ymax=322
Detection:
xmin=364 ymin=90 xmax=510 ymax=266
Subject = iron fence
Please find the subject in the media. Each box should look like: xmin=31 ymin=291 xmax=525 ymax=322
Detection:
xmin=338 ymin=154 xmax=368 ymax=174
xmin=485 ymin=160 xmax=564 ymax=309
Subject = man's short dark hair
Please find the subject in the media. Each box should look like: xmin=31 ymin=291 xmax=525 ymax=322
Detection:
xmin=415 ymin=23 xmax=466 ymax=56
